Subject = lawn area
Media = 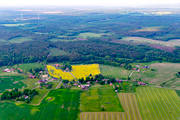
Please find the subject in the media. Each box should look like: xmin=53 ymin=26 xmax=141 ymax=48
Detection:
xmin=80 ymin=84 xmax=124 ymax=112
xmin=100 ymin=65 xmax=131 ymax=79
xmin=0 ymin=89 xmax=81 ymax=120
xmin=0 ymin=75 xmax=27 ymax=92
xmin=136 ymin=87 xmax=180 ymax=120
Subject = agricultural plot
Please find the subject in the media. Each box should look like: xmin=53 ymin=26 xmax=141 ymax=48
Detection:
xmin=9 ymin=37 xmax=33 ymax=44
xmin=136 ymin=87 xmax=180 ymax=120
xmin=1 ymin=23 xmax=28 ymax=27
xmin=132 ymin=63 xmax=180 ymax=89
xmin=100 ymin=65 xmax=131 ymax=79
xmin=115 ymin=37 xmax=180 ymax=47
xmin=134 ymin=26 xmax=162 ymax=32
xmin=71 ymin=64 xmax=100 ymax=79
xmin=47 ymin=64 xmax=100 ymax=80
xmin=80 ymin=93 xmax=142 ymax=120
xmin=16 ymin=63 xmax=44 ymax=73
xmin=0 ymin=89 xmax=81 ymax=120
xmin=77 ymin=32 xmax=103 ymax=39
xmin=47 ymin=65 xmax=75 ymax=80
xmin=0 ymin=75 xmax=26 ymax=92
xmin=80 ymin=85 xmax=123 ymax=112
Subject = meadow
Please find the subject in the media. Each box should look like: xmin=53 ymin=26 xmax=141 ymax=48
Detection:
xmin=136 ymin=87 xmax=180 ymax=120
xmin=100 ymin=65 xmax=131 ymax=79
xmin=0 ymin=89 xmax=81 ymax=120
xmin=80 ymin=85 xmax=123 ymax=112
xmin=0 ymin=75 xmax=26 ymax=92
xmin=15 ymin=63 xmax=44 ymax=73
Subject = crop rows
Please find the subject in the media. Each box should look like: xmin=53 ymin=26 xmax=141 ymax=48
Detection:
xmin=80 ymin=93 xmax=142 ymax=120
xmin=136 ymin=87 xmax=180 ymax=120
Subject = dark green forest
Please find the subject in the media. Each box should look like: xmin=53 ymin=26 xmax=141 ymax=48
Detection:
xmin=0 ymin=10 xmax=180 ymax=66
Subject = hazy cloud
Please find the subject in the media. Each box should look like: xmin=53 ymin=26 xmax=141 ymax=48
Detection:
xmin=0 ymin=0 xmax=180 ymax=7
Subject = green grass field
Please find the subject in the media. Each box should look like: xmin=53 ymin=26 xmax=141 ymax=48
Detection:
xmin=136 ymin=87 xmax=180 ymax=120
xmin=0 ymin=89 xmax=81 ymax=120
xmin=0 ymin=75 xmax=27 ymax=92
xmin=80 ymin=84 xmax=124 ymax=112
xmin=15 ymin=63 xmax=44 ymax=73
xmin=100 ymin=65 xmax=131 ymax=79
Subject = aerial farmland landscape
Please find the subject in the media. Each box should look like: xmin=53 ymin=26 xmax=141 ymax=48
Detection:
xmin=0 ymin=0 xmax=180 ymax=120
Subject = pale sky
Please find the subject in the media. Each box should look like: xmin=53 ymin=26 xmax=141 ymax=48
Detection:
xmin=0 ymin=0 xmax=180 ymax=7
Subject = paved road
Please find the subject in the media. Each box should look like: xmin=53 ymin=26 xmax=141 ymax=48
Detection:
xmin=56 ymin=80 xmax=62 ymax=89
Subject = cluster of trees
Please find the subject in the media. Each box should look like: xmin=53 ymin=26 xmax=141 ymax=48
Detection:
xmin=29 ymin=67 xmax=44 ymax=77
xmin=1 ymin=88 xmax=38 ymax=103
xmin=176 ymin=72 xmax=180 ymax=78
xmin=78 ymin=74 xmax=116 ymax=85
xmin=61 ymin=63 xmax=72 ymax=71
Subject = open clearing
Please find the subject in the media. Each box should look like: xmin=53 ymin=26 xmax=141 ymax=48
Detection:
xmin=134 ymin=26 xmax=162 ymax=32
xmin=80 ymin=85 xmax=123 ymax=112
xmin=136 ymin=87 xmax=180 ymax=120
xmin=80 ymin=93 xmax=142 ymax=120
xmin=0 ymin=89 xmax=81 ymax=120
xmin=77 ymin=32 xmax=103 ymax=39
xmin=115 ymin=37 xmax=180 ymax=47
xmin=49 ymin=48 xmax=70 ymax=56
xmin=1 ymin=23 xmax=28 ymax=27
xmin=9 ymin=37 xmax=33 ymax=44
xmin=100 ymin=65 xmax=131 ymax=79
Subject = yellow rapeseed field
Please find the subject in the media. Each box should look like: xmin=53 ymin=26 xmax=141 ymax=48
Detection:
xmin=47 ymin=64 xmax=100 ymax=81
xmin=47 ymin=65 xmax=74 ymax=80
